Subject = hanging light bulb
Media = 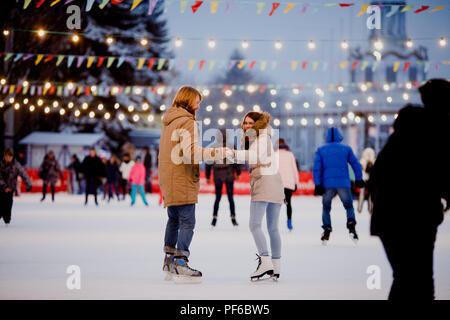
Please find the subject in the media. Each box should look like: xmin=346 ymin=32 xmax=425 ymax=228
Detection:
xmin=341 ymin=40 xmax=349 ymax=50
xmin=89 ymin=111 xmax=95 ymax=118
xmin=308 ymin=40 xmax=316 ymax=50
xmin=106 ymin=36 xmax=114 ymax=45
xmin=439 ymin=37 xmax=447 ymax=47
xmin=59 ymin=109 xmax=66 ymax=116
xmin=387 ymin=96 xmax=393 ymax=103
xmin=104 ymin=112 xmax=111 ymax=120
xmin=175 ymin=37 xmax=183 ymax=47
xmin=97 ymin=104 xmax=104 ymax=111
xmin=140 ymin=37 xmax=149 ymax=46
xmin=232 ymin=119 xmax=240 ymax=126
xmin=406 ymin=38 xmax=413 ymax=48
xmin=203 ymin=118 xmax=211 ymax=125
xmin=285 ymin=102 xmax=293 ymax=110
xmin=22 ymin=80 xmax=29 ymax=87
xmin=314 ymin=118 xmax=321 ymax=126
xmin=114 ymin=103 xmax=120 ymax=109
xmin=71 ymin=33 xmax=80 ymax=43
xmin=82 ymin=102 xmax=88 ymax=110
xmin=224 ymin=89 xmax=232 ymax=97
xmin=44 ymin=106 xmax=50 ymax=114
xmin=341 ymin=117 xmax=348 ymax=125
xmin=253 ymin=104 xmax=261 ymax=112
xmin=327 ymin=118 xmax=334 ymax=125
xmin=219 ymin=102 xmax=228 ymax=110
xmin=270 ymin=89 xmax=277 ymax=96
xmin=67 ymin=82 xmax=74 ymax=90
xmin=52 ymin=101 xmax=59 ymax=108
xmin=142 ymin=103 xmax=149 ymax=111
xmin=301 ymin=118 xmax=308 ymax=126
xmin=29 ymin=105 xmax=35 ymax=112
xmin=37 ymin=99 xmax=43 ymax=106
xmin=68 ymin=102 xmax=74 ymax=109
xmin=148 ymin=114 xmax=154 ymax=122
xmin=287 ymin=118 xmax=294 ymax=126
xmin=208 ymin=38 xmax=216 ymax=48
xmin=202 ymin=88 xmax=210 ymax=96
xmin=303 ymin=102 xmax=310 ymax=109
xmin=218 ymin=118 xmax=225 ymax=126
xmin=374 ymin=38 xmax=383 ymax=50
xmin=274 ymin=40 xmax=282 ymax=50
xmin=336 ymin=100 xmax=342 ymax=107
xmin=128 ymin=105 xmax=135 ymax=112
xmin=0 ymin=78 xmax=6 ymax=85
xmin=270 ymin=102 xmax=277 ymax=109
xmin=2 ymin=30 xmax=10 ymax=36
xmin=37 ymin=29 xmax=46 ymax=38
xmin=133 ymin=114 xmax=140 ymax=122
xmin=44 ymin=82 xmax=52 ymax=89
xmin=206 ymin=105 xmax=213 ymax=112
xmin=352 ymin=99 xmax=359 ymax=107
xmin=241 ymin=40 xmax=249 ymax=49
xmin=236 ymin=104 xmax=244 ymax=112
xmin=273 ymin=119 xmax=280 ymax=126
xmin=74 ymin=110 xmax=81 ymax=117
xmin=246 ymin=85 xmax=256 ymax=93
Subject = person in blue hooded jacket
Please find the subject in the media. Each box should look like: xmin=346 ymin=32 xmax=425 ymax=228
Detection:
xmin=312 ymin=127 xmax=364 ymax=244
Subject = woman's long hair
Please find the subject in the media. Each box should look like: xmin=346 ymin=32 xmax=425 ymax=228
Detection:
xmin=172 ymin=86 xmax=203 ymax=115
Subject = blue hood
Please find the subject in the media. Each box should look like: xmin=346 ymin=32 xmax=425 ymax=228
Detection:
xmin=326 ymin=127 xmax=343 ymax=143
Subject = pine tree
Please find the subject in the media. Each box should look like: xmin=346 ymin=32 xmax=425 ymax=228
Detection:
xmin=0 ymin=0 xmax=172 ymax=153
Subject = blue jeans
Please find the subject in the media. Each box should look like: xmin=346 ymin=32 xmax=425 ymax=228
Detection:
xmin=164 ymin=204 xmax=196 ymax=258
xmin=249 ymin=201 xmax=282 ymax=259
xmin=130 ymin=184 xmax=148 ymax=205
xmin=322 ymin=188 xmax=356 ymax=231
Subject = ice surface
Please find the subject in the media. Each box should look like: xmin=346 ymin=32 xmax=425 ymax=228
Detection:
xmin=1 ymin=194 xmax=449 ymax=300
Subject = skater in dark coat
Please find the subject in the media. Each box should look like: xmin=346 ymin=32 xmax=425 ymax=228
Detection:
xmin=143 ymin=146 xmax=152 ymax=193
xmin=368 ymin=79 xmax=450 ymax=300
xmin=206 ymin=129 xmax=241 ymax=227
xmin=81 ymin=148 xmax=107 ymax=205
xmin=105 ymin=155 xmax=121 ymax=201
xmin=68 ymin=154 xmax=82 ymax=194
xmin=0 ymin=148 xmax=32 ymax=225
xmin=312 ymin=127 xmax=364 ymax=244
xmin=38 ymin=151 xmax=63 ymax=202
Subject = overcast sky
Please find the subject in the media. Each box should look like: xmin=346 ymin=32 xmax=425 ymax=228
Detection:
xmin=162 ymin=0 xmax=450 ymax=85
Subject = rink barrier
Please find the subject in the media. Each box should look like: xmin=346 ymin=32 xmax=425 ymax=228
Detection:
xmin=21 ymin=169 xmax=315 ymax=195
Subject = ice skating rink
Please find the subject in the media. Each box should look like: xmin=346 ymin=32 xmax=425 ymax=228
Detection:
xmin=1 ymin=193 xmax=449 ymax=300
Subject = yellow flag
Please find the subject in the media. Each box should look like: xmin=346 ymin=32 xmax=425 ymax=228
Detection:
xmin=393 ymin=61 xmax=400 ymax=72
xmin=284 ymin=3 xmax=295 ymax=13
xmin=209 ymin=60 xmax=216 ymax=70
xmin=431 ymin=6 xmax=444 ymax=12
xmin=87 ymin=56 xmax=95 ymax=68
xmin=50 ymin=0 xmax=62 ymax=6
xmin=188 ymin=60 xmax=196 ymax=70
xmin=131 ymin=0 xmax=143 ymax=11
xmin=260 ymin=61 xmax=267 ymax=70
xmin=35 ymin=54 xmax=44 ymax=65
xmin=137 ymin=58 xmax=146 ymax=69
xmin=291 ymin=61 xmax=298 ymax=70
xmin=357 ymin=4 xmax=369 ymax=17
xmin=257 ymin=2 xmax=265 ymax=14
xmin=340 ymin=61 xmax=349 ymax=69
xmin=211 ymin=1 xmax=219 ymax=13
xmin=237 ymin=60 xmax=246 ymax=69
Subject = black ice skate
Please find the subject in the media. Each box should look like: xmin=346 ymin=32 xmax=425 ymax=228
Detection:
xmin=162 ymin=253 xmax=175 ymax=281
xmin=321 ymin=228 xmax=331 ymax=246
xmin=348 ymin=225 xmax=359 ymax=244
xmin=211 ymin=216 xmax=217 ymax=228
xmin=231 ymin=216 xmax=238 ymax=226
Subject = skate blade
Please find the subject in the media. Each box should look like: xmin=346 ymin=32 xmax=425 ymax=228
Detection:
xmin=322 ymin=240 xmax=328 ymax=246
xmin=250 ymin=270 xmax=273 ymax=282
xmin=174 ymin=275 xmax=202 ymax=284
xmin=250 ymin=276 xmax=273 ymax=282
xmin=163 ymin=271 xmax=173 ymax=281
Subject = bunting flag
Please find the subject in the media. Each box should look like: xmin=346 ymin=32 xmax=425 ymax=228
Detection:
xmin=106 ymin=57 xmax=115 ymax=68
xmin=357 ymin=4 xmax=369 ymax=17
xmin=237 ymin=60 xmax=246 ymax=69
xmin=36 ymin=0 xmax=47 ymax=8
xmin=249 ymin=60 xmax=256 ymax=69
xmin=97 ymin=56 xmax=105 ymax=67
xmin=312 ymin=61 xmax=319 ymax=70
xmin=86 ymin=0 xmax=95 ymax=11
xmin=302 ymin=61 xmax=308 ymax=69
xmin=401 ymin=5 xmax=414 ymax=12
xmin=414 ymin=5 xmax=429 ymax=13
xmin=191 ymin=1 xmax=203 ymax=13
xmin=271 ymin=61 xmax=277 ymax=70
xmin=224 ymin=1 xmax=231 ymax=13
xmin=168 ymin=59 xmax=176 ymax=70
xmin=50 ymin=0 xmax=62 ymax=6
xmin=23 ymin=0 xmax=32 ymax=9
xmin=386 ymin=5 xmax=400 ymax=17
xmin=187 ymin=59 xmax=195 ymax=70
xmin=180 ymin=0 xmax=188 ymax=13
xmin=148 ymin=0 xmax=159 ymax=15
xmin=403 ymin=61 xmax=410 ymax=72
xmin=338 ymin=3 xmax=354 ymax=7
xmin=260 ymin=61 xmax=267 ymax=70
xmin=35 ymin=54 xmax=44 ymax=65
xmin=300 ymin=3 xmax=309 ymax=14
xmin=284 ymin=3 xmax=295 ymax=13
xmin=256 ymin=2 xmax=265 ymax=14
xmin=209 ymin=60 xmax=216 ymax=70
xmin=86 ymin=56 xmax=95 ymax=68
xmin=4 ymin=53 xmax=13 ymax=61
xmin=361 ymin=61 xmax=369 ymax=70
xmin=137 ymin=57 xmax=146 ymax=69
xmin=269 ymin=3 xmax=280 ymax=16
xmin=67 ymin=55 xmax=75 ymax=67
xmin=431 ymin=5 xmax=444 ymax=12
xmin=77 ymin=56 xmax=85 ymax=68
xmin=147 ymin=58 xmax=156 ymax=69
xmin=56 ymin=55 xmax=65 ymax=66
xmin=211 ymin=1 xmax=218 ymax=13
xmin=44 ymin=55 xmax=55 ymax=63
xmin=340 ymin=61 xmax=348 ymax=69
xmin=131 ymin=0 xmax=144 ymax=11
xmin=229 ymin=60 xmax=237 ymax=69
xmin=199 ymin=59 xmax=206 ymax=70
xmin=393 ymin=61 xmax=400 ymax=72
xmin=13 ymin=53 xmax=24 ymax=62
xmin=99 ymin=0 xmax=110 ymax=10
xmin=117 ymin=56 xmax=125 ymax=68
xmin=322 ymin=62 xmax=328 ymax=71
xmin=351 ymin=61 xmax=359 ymax=70
xmin=291 ymin=61 xmax=298 ymax=70
xmin=157 ymin=58 xmax=166 ymax=70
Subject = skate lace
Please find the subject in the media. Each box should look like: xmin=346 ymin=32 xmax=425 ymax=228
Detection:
xmin=254 ymin=254 xmax=262 ymax=271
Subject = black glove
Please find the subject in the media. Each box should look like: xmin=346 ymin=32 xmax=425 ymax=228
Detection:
xmin=314 ymin=185 xmax=325 ymax=196
xmin=355 ymin=180 xmax=366 ymax=188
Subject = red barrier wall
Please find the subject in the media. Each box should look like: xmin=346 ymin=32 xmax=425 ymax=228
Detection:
xmin=23 ymin=170 xmax=315 ymax=196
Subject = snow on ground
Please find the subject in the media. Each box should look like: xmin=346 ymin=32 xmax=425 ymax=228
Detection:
xmin=1 ymin=193 xmax=449 ymax=300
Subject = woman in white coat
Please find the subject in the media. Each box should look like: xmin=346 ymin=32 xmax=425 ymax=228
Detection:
xmin=274 ymin=139 xmax=300 ymax=231
xmin=233 ymin=111 xmax=285 ymax=281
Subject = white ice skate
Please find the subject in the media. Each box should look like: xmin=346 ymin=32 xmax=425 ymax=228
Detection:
xmin=172 ymin=257 xmax=202 ymax=284
xmin=250 ymin=255 xmax=274 ymax=282
xmin=271 ymin=258 xmax=280 ymax=281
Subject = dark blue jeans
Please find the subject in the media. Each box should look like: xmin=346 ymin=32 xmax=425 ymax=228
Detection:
xmin=322 ymin=188 xmax=356 ymax=231
xmin=164 ymin=204 xmax=196 ymax=258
